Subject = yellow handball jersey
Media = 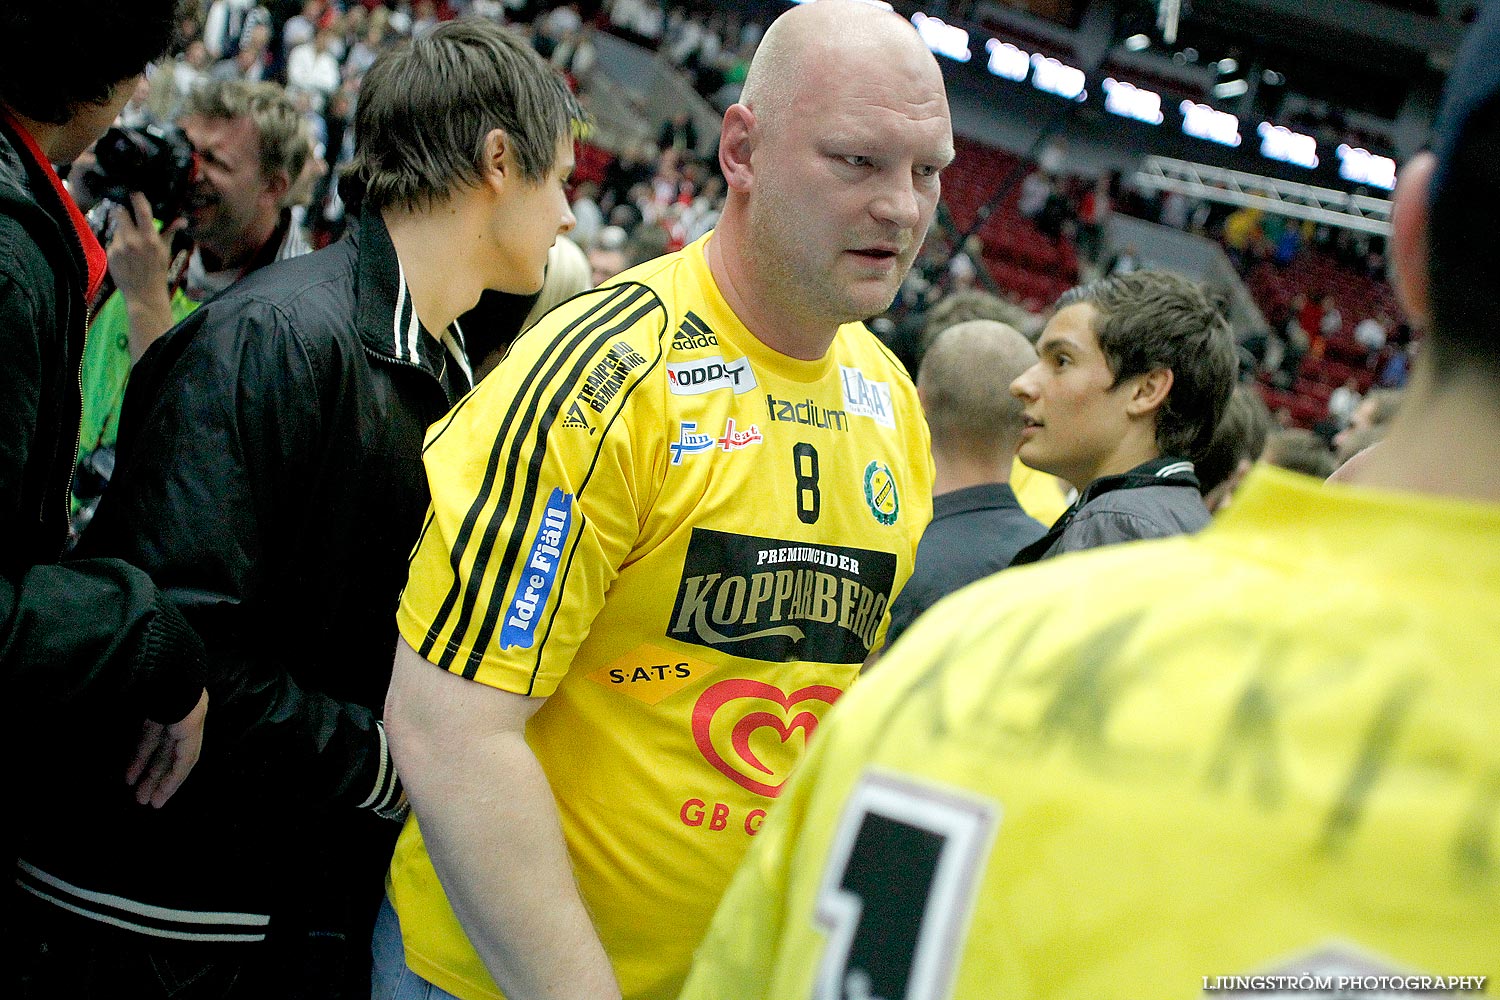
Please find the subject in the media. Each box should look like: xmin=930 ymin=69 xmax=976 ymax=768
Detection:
xmin=390 ymin=233 xmax=933 ymax=1000
xmin=682 ymin=465 xmax=1500 ymax=1000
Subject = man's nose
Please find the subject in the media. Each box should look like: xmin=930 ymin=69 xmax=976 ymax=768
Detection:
xmin=871 ymin=172 xmax=921 ymax=230
xmin=1011 ymin=365 xmax=1039 ymax=400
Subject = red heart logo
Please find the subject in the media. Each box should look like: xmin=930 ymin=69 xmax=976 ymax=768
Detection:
xmin=692 ymin=678 xmax=842 ymax=797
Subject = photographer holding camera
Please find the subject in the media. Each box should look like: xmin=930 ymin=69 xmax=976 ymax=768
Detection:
xmin=74 ymin=79 xmax=312 ymax=525
xmin=1 ymin=0 xmax=208 ymax=967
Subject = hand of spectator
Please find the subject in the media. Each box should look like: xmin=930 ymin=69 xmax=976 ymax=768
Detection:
xmin=109 ymin=191 xmax=186 ymax=360
xmin=125 ymin=688 xmax=208 ymax=808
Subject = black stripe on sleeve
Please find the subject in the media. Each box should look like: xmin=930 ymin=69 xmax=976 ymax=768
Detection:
xmin=448 ymin=293 xmax=663 ymax=678
xmin=521 ymin=328 xmax=671 ymax=692
xmin=417 ymin=286 xmax=650 ymax=660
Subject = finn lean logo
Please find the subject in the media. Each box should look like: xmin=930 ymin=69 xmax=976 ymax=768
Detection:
xmin=670 ymin=422 xmax=716 ymax=464
xmin=500 ymin=488 xmax=573 ymax=649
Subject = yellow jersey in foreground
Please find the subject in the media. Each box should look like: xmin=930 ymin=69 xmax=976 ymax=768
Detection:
xmin=683 ymin=465 xmax=1500 ymax=999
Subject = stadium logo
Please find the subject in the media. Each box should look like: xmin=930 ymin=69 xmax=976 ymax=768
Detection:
xmin=578 ymin=341 xmax=648 ymax=414
xmin=764 ymin=394 xmax=849 ymax=432
xmin=670 ymin=421 xmax=717 ymax=464
xmin=863 ymin=460 xmax=900 ymax=525
xmin=716 ymin=418 xmax=763 ymax=452
xmin=670 ymin=310 xmax=719 ymax=350
xmin=666 ymin=355 xmax=757 ymax=395
xmin=499 ymin=488 xmax=572 ymax=649
xmin=839 ymin=365 xmax=896 ymax=428
xmin=691 ymin=678 xmax=843 ymax=797
xmin=667 ymin=529 xmax=897 ymax=663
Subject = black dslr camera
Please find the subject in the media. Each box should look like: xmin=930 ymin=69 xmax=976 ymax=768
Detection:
xmin=78 ymin=124 xmax=197 ymax=224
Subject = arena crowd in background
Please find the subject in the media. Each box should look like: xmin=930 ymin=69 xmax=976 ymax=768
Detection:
xmin=126 ymin=0 xmax=1411 ymax=462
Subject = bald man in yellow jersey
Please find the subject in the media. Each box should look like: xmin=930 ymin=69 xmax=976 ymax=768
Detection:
xmin=681 ymin=5 xmax=1500 ymax=998
xmin=373 ymin=3 xmax=954 ymax=999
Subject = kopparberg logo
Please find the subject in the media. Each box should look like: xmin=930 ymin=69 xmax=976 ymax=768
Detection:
xmin=863 ymin=461 xmax=899 ymax=525
xmin=499 ymin=488 xmax=573 ymax=649
xmin=667 ymin=529 xmax=898 ymax=664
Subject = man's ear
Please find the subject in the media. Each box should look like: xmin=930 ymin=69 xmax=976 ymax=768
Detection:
xmin=1125 ymin=366 xmax=1174 ymax=417
xmin=718 ymin=104 xmax=756 ymax=193
xmin=481 ymin=127 xmax=510 ymax=195
xmin=1389 ymin=151 xmax=1435 ymax=331
xmin=263 ymin=168 xmax=291 ymax=208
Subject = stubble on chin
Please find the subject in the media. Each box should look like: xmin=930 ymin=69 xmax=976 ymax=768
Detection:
xmin=745 ymin=205 xmax=920 ymax=327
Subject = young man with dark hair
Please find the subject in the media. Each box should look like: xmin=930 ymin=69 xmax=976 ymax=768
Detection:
xmin=16 ymin=19 xmax=582 ymax=999
xmin=1008 ymin=269 xmax=1237 ymax=564
xmin=0 ymin=0 xmax=209 ymax=876
xmin=680 ymin=6 xmax=1500 ymax=995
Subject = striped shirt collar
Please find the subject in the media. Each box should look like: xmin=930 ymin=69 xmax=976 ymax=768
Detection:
xmin=1068 ymin=456 xmax=1201 ymax=526
xmin=353 ymin=210 xmax=473 ymax=397
xmin=1008 ymin=456 xmax=1200 ymax=568
xmin=1097 ymin=455 xmax=1200 ymax=489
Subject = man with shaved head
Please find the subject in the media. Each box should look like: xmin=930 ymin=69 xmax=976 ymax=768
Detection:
xmin=375 ymin=3 xmax=951 ymax=999
xmin=879 ymin=321 xmax=1045 ymax=650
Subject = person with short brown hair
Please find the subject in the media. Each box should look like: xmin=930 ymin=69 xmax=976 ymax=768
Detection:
xmin=342 ymin=18 xmax=581 ymax=216
xmin=1008 ymin=269 xmax=1237 ymax=564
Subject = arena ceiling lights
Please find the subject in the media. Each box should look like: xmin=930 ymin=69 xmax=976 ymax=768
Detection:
xmin=898 ymin=2 xmax=1391 ymax=190
xmin=910 ymin=11 xmax=1092 ymax=102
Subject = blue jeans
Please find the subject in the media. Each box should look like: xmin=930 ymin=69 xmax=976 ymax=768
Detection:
xmin=370 ymin=896 xmax=465 ymax=1000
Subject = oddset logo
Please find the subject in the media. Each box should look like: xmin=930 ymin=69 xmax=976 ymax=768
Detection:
xmin=691 ymin=678 xmax=842 ymax=797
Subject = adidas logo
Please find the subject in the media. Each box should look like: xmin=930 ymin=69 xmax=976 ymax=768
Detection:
xmin=562 ymin=401 xmax=593 ymax=433
xmin=671 ymin=310 xmax=718 ymax=351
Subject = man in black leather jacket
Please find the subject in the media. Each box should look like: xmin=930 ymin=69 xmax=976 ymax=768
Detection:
xmin=15 ymin=18 xmax=584 ymax=1000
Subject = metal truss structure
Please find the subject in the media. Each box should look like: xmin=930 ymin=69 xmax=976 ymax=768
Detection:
xmin=1133 ymin=156 xmax=1393 ymax=236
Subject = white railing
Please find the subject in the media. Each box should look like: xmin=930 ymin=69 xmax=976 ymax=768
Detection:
xmin=1133 ymin=156 xmax=1393 ymax=236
